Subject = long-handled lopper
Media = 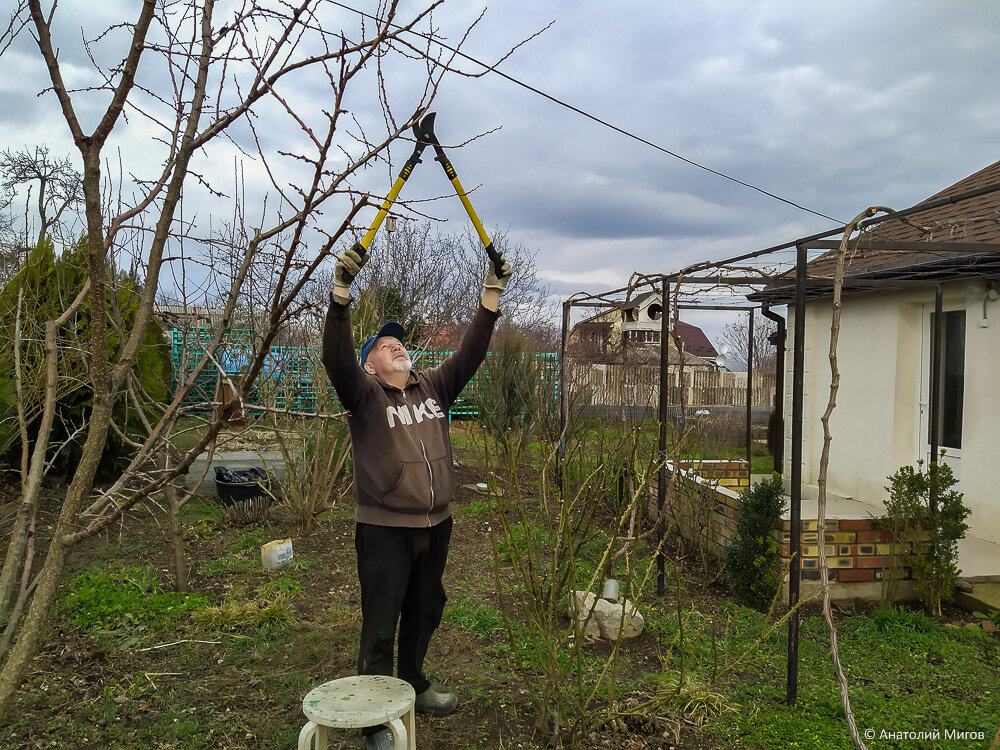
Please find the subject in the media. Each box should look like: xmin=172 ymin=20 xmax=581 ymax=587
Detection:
xmin=413 ymin=112 xmax=506 ymax=279
xmin=348 ymin=115 xmax=431 ymax=261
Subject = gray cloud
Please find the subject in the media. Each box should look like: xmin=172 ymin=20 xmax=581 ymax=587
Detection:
xmin=2 ymin=0 xmax=999 ymax=346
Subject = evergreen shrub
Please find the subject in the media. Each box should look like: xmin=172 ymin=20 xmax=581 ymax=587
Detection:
xmin=0 ymin=238 xmax=170 ymax=478
xmin=725 ymin=476 xmax=786 ymax=611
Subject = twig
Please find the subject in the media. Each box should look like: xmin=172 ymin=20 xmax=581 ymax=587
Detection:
xmin=138 ymin=639 xmax=221 ymax=651
xmin=143 ymin=672 xmax=183 ymax=690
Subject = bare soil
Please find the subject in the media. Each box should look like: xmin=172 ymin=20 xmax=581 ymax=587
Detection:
xmin=1 ymin=426 xmax=990 ymax=750
xmin=0 ymin=440 xmax=730 ymax=750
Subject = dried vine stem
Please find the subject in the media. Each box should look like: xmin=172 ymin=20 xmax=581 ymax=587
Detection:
xmin=816 ymin=205 xmax=891 ymax=750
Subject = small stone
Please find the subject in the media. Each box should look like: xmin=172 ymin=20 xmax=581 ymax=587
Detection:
xmin=955 ymin=579 xmax=974 ymax=593
xmin=982 ymin=621 xmax=997 ymax=633
xmin=965 ymin=623 xmax=980 ymax=630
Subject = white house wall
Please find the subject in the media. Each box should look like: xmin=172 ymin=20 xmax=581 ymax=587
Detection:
xmin=784 ymin=280 xmax=999 ymax=544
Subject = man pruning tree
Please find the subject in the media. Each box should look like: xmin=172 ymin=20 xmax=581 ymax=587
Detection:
xmin=322 ymin=242 xmax=511 ymax=749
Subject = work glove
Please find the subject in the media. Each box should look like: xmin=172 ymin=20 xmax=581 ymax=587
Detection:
xmin=335 ymin=242 xmax=367 ymax=287
xmin=483 ymin=252 xmax=513 ymax=292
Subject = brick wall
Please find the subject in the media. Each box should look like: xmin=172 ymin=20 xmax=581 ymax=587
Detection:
xmin=677 ymin=459 xmax=750 ymax=492
xmin=660 ymin=463 xmax=918 ymax=601
xmin=660 ymin=460 xmax=749 ymax=556
xmin=776 ymin=518 xmax=908 ymax=584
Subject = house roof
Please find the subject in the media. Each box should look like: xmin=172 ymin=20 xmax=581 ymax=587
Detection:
xmin=674 ymin=320 xmax=718 ymax=358
xmin=624 ymin=291 xmax=719 ymax=357
xmin=753 ymin=159 xmax=1000 ymax=303
xmin=625 ymin=345 xmax=718 ymax=368
xmin=574 ymin=291 xmax=717 ymax=357
xmin=154 ymin=303 xmax=226 ymax=328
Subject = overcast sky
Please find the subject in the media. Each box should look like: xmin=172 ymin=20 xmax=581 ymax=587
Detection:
xmin=2 ymin=0 xmax=999 ymax=348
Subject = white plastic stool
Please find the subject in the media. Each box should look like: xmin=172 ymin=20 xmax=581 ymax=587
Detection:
xmin=298 ymin=675 xmax=416 ymax=750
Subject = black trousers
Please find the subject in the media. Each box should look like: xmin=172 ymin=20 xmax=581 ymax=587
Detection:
xmin=355 ymin=517 xmax=452 ymax=702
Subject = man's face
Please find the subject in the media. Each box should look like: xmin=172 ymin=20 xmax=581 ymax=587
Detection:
xmin=364 ymin=336 xmax=411 ymax=378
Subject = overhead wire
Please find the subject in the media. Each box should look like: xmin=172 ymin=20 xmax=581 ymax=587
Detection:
xmin=331 ymin=1 xmax=846 ymax=225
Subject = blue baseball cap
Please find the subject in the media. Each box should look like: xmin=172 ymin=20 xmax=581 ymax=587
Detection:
xmin=360 ymin=321 xmax=406 ymax=365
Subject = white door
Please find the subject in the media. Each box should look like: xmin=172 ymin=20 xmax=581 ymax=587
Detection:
xmin=918 ymin=305 xmax=965 ymax=478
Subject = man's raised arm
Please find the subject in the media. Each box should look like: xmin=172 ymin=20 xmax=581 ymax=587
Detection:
xmin=322 ymin=244 xmax=368 ymax=411
xmin=427 ymin=252 xmax=513 ymax=406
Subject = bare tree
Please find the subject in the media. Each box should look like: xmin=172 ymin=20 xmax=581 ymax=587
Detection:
xmin=0 ymin=207 xmax=19 ymax=282
xmin=717 ymin=313 xmax=777 ymax=372
xmin=0 ymin=0 xmax=506 ymax=717
xmin=0 ymin=145 xmax=84 ymax=251
xmin=346 ymin=220 xmax=553 ymax=347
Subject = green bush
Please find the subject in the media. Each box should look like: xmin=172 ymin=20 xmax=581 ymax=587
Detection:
xmin=882 ymin=459 xmax=970 ymax=615
xmin=0 ymin=238 xmax=171 ymax=478
xmin=725 ymin=476 xmax=786 ymax=611
xmin=475 ymin=327 xmax=544 ymax=454
xmin=59 ymin=566 xmax=207 ymax=630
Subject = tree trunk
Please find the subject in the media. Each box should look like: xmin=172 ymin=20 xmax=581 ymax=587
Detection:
xmin=0 ymin=502 xmax=73 ymax=719
xmin=0 ymin=503 xmax=32 ymax=629
xmin=0 ymin=513 xmax=35 ymax=661
xmin=169 ymin=492 xmax=188 ymax=593
xmin=0 ymin=287 xmax=38 ymax=626
xmin=0 ymin=389 xmax=117 ymax=719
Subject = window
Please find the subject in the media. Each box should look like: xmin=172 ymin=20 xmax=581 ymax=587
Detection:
xmin=929 ymin=310 xmax=965 ymax=449
xmin=624 ymin=330 xmax=660 ymax=344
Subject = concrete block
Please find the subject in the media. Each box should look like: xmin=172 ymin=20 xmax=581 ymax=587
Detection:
xmin=784 ymin=579 xmax=918 ymax=603
xmin=183 ymin=450 xmax=287 ymax=496
xmin=824 ymin=532 xmax=856 ymax=544
xmin=857 ymin=530 xmax=893 ymax=543
xmin=954 ymin=582 xmax=1000 ymax=615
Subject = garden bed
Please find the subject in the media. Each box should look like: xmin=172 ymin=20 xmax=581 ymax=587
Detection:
xmin=1 ymin=424 xmax=998 ymax=749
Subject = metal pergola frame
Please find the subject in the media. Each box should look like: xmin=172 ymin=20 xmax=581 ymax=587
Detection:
xmin=559 ymin=272 xmax=777 ymax=612
xmin=556 ymin=179 xmax=1000 ymax=705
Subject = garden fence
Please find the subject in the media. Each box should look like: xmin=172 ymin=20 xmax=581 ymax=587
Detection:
xmin=568 ymin=363 xmax=775 ymax=409
xmin=170 ymin=328 xmax=559 ymax=419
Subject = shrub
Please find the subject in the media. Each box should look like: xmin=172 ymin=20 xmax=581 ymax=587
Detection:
xmin=275 ymin=393 xmax=353 ymax=535
xmin=725 ymin=476 xmax=785 ymax=611
xmin=882 ymin=459 xmax=970 ymax=615
xmin=475 ymin=327 xmax=544 ymax=454
xmin=0 ymin=238 xmax=171 ymax=478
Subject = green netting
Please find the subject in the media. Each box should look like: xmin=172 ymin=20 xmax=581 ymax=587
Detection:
xmin=170 ymin=328 xmax=559 ymax=419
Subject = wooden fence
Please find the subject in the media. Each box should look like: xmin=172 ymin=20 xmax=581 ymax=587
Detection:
xmin=568 ymin=363 xmax=775 ymax=409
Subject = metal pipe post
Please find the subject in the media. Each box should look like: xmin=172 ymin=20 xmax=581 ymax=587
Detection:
xmin=929 ymin=285 xmax=943 ymax=512
xmin=559 ymin=300 xmax=571 ymax=496
xmin=657 ymin=278 xmax=670 ymax=597
xmin=761 ymin=304 xmax=786 ymax=474
xmin=746 ymin=308 xmax=755 ymax=471
xmin=787 ymin=243 xmax=806 ymax=705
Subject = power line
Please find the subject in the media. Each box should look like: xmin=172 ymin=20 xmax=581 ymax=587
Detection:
xmin=332 ymin=1 xmax=846 ymax=225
